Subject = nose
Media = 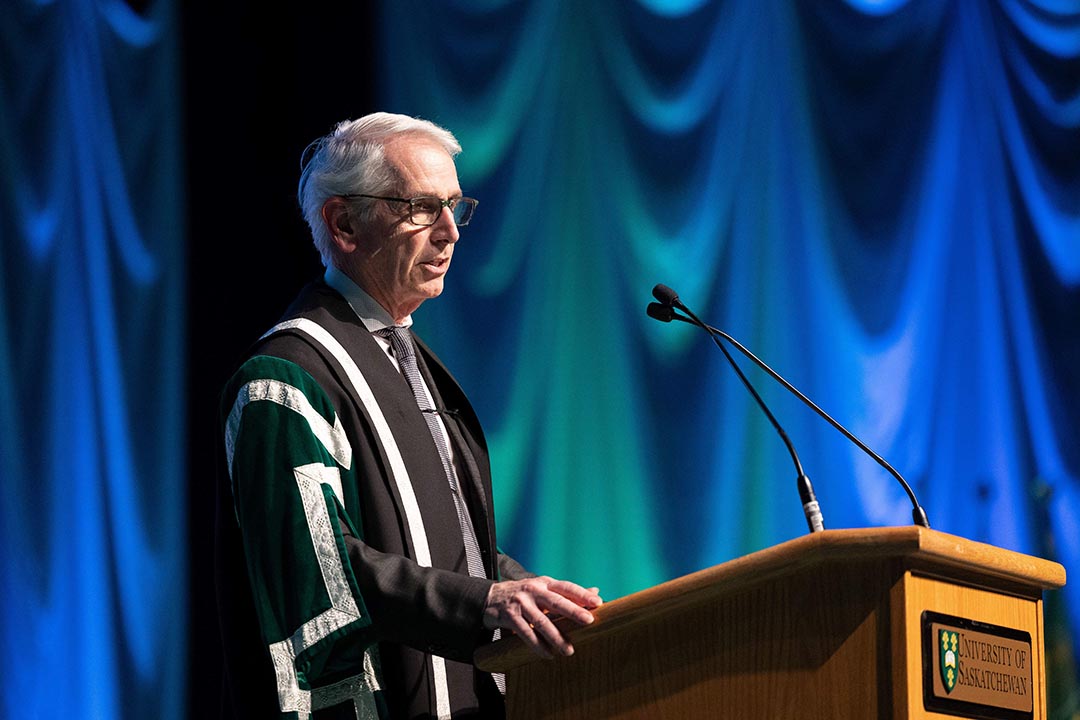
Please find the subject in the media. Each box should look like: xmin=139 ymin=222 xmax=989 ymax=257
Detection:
xmin=435 ymin=206 xmax=460 ymax=243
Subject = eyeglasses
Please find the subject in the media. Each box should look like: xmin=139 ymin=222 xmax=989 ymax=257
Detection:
xmin=343 ymin=194 xmax=478 ymax=227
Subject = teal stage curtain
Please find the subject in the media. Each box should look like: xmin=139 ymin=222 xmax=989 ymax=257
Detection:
xmin=379 ymin=0 xmax=1080 ymax=710
xmin=0 ymin=1 xmax=186 ymax=717
xmin=1 ymin=0 xmax=1077 ymax=716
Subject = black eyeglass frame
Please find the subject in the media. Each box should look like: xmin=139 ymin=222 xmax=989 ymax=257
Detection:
xmin=341 ymin=193 xmax=478 ymax=227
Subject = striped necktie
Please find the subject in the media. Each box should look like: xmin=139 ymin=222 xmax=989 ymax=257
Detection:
xmin=379 ymin=327 xmax=487 ymax=580
xmin=379 ymin=327 xmax=507 ymax=694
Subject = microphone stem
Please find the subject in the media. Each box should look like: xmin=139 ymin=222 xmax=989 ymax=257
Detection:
xmin=650 ymin=284 xmax=929 ymax=530
xmin=694 ymin=317 xmax=929 ymax=528
xmin=797 ymin=473 xmax=825 ymax=534
xmin=710 ymin=334 xmax=805 ymax=477
xmin=676 ymin=301 xmax=824 ymax=532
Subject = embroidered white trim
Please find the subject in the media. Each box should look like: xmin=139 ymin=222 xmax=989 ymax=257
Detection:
xmin=265 ymin=318 xmax=452 ymax=720
xmin=294 ymin=464 xmax=360 ymax=618
xmin=268 ymin=639 xmax=309 ymax=717
xmin=268 ymin=647 xmax=384 ymax=720
xmin=267 ymin=464 xmax=368 ymax=718
xmin=225 ymin=377 xmax=352 ymax=476
xmin=311 ymin=648 xmax=383 ymax=720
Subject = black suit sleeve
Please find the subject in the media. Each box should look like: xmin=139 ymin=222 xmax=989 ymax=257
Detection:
xmin=338 ymin=518 xmax=494 ymax=662
xmin=496 ymin=553 xmax=535 ymax=582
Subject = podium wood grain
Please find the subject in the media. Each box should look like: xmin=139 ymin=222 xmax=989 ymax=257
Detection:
xmin=476 ymin=527 xmax=1064 ymax=720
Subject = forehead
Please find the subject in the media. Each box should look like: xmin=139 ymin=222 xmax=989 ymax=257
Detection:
xmin=383 ymin=135 xmax=460 ymax=194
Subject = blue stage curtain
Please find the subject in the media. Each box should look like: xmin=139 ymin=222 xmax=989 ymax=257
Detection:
xmin=0 ymin=1 xmax=186 ymax=717
xmin=379 ymin=0 xmax=1080 ymax=709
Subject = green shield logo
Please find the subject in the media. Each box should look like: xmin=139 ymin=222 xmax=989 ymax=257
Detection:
xmin=940 ymin=629 xmax=959 ymax=693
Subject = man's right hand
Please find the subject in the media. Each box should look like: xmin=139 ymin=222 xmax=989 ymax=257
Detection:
xmin=482 ymin=577 xmax=603 ymax=659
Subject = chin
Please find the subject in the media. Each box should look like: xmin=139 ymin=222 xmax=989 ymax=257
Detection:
xmin=404 ymin=286 xmax=443 ymax=312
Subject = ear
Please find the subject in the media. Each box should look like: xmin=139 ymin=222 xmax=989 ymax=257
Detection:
xmin=321 ymin=197 xmax=360 ymax=254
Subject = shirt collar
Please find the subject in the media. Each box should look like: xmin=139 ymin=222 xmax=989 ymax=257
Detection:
xmin=324 ymin=266 xmax=413 ymax=333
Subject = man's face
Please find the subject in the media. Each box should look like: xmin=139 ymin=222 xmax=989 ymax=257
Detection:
xmin=349 ymin=136 xmax=462 ymax=322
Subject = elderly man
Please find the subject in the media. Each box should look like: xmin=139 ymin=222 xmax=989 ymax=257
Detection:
xmin=216 ymin=113 xmax=601 ymax=720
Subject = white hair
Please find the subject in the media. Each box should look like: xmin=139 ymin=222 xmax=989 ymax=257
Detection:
xmin=297 ymin=112 xmax=462 ymax=266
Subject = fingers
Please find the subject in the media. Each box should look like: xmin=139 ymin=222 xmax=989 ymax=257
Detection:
xmin=483 ymin=577 xmax=604 ymax=659
xmin=485 ymin=581 xmax=561 ymax=658
xmin=534 ymin=588 xmax=597 ymax=627
xmin=546 ymin=579 xmax=604 ymax=610
xmin=509 ymin=599 xmax=565 ymax=659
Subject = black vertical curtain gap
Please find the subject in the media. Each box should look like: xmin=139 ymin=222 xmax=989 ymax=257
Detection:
xmin=181 ymin=3 xmax=378 ymax=717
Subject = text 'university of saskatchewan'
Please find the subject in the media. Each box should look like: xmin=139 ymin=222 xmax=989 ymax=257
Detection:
xmin=930 ymin=618 xmax=1034 ymax=714
xmin=956 ymin=635 xmax=1030 ymax=696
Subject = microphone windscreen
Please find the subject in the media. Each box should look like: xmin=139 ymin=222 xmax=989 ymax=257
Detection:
xmin=646 ymin=302 xmax=675 ymax=323
xmin=652 ymin=284 xmax=680 ymax=306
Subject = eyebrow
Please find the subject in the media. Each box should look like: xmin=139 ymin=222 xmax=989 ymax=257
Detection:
xmin=405 ymin=191 xmax=463 ymax=199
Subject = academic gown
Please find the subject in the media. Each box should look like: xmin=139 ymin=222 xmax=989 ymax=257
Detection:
xmin=216 ymin=280 xmax=531 ymax=720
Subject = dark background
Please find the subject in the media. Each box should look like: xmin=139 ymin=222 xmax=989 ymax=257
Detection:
xmin=183 ymin=5 xmax=376 ymax=715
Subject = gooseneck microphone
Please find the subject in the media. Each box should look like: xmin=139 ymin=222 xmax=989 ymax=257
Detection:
xmin=648 ymin=283 xmax=931 ymax=529
xmin=649 ymin=288 xmax=824 ymax=534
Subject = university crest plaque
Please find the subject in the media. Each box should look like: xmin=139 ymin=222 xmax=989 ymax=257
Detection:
xmin=922 ymin=611 xmax=1034 ymax=720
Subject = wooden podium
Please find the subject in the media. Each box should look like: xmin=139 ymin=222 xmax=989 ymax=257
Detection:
xmin=476 ymin=527 xmax=1065 ymax=719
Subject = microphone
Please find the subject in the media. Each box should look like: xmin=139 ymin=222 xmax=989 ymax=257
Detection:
xmin=650 ymin=284 xmax=931 ymax=529
xmin=646 ymin=302 xmax=676 ymax=323
xmin=650 ymin=289 xmax=824 ymax=533
xmin=652 ymin=284 xmax=681 ymax=308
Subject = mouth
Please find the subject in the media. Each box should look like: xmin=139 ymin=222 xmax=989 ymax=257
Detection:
xmin=419 ymin=256 xmax=451 ymax=275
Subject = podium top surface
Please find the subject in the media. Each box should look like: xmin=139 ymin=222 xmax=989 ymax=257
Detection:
xmin=475 ymin=526 xmax=1065 ymax=672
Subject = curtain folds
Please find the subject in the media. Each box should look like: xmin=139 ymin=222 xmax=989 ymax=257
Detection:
xmin=1 ymin=0 xmax=1075 ymax=715
xmin=0 ymin=0 xmax=185 ymax=717
xmin=380 ymin=0 xmax=1079 ymax=708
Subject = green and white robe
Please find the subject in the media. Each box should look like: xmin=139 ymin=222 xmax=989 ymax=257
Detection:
xmin=218 ymin=281 xmax=530 ymax=720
